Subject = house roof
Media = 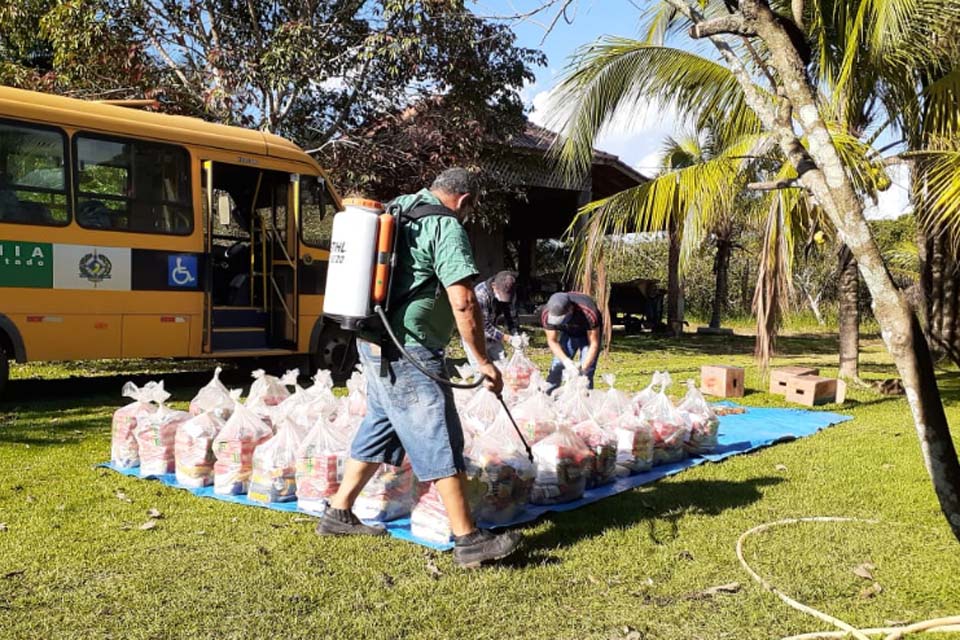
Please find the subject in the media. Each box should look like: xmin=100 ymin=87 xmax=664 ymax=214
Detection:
xmin=499 ymin=122 xmax=648 ymax=193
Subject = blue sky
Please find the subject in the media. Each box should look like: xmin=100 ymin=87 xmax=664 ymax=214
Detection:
xmin=469 ymin=0 xmax=911 ymax=218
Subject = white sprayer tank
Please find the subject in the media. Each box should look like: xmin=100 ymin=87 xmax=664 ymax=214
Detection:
xmin=322 ymin=198 xmax=384 ymax=322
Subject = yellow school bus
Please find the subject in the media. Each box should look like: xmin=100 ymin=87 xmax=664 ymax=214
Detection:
xmin=0 ymin=85 xmax=351 ymax=395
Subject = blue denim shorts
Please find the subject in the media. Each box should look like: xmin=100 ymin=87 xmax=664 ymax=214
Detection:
xmin=350 ymin=340 xmax=465 ymax=482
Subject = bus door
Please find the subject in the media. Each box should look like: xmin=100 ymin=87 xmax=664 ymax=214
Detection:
xmin=201 ymin=161 xmax=297 ymax=351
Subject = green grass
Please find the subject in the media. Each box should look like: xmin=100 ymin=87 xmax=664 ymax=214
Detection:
xmin=1 ymin=330 xmax=959 ymax=639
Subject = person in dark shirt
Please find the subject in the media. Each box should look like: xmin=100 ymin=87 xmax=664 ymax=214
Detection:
xmin=541 ymin=291 xmax=602 ymax=392
xmin=463 ymin=270 xmax=519 ymax=366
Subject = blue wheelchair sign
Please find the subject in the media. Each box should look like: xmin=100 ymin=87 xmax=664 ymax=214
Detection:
xmin=168 ymin=255 xmax=198 ymax=288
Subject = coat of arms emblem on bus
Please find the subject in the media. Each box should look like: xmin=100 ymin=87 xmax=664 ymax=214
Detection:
xmin=78 ymin=251 xmax=113 ymax=284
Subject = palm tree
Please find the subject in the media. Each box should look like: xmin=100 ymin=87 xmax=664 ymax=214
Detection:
xmin=547 ymin=0 xmax=960 ymax=541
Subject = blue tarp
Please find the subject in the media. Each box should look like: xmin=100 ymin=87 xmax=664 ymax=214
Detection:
xmin=102 ymin=404 xmax=851 ymax=550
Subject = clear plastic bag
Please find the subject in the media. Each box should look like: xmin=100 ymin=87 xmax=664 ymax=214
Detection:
xmin=346 ymin=367 xmax=367 ymax=417
xmin=452 ymin=363 xmax=481 ymax=408
xmin=554 ymin=375 xmax=593 ymax=426
xmin=530 ymin=425 xmax=594 ymax=505
xmin=295 ymin=412 xmax=353 ymax=514
xmin=610 ymin=411 xmax=654 ymax=473
xmin=640 ymin=372 xmax=690 ymax=465
xmin=135 ymin=385 xmax=191 ymax=477
xmin=410 ymin=482 xmax=466 ymax=544
xmin=248 ymin=421 xmax=304 ymax=503
xmin=633 ymin=372 xmax=661 ymax=412
xmin=189 ymin=367 xmax=234 ymax=419
xmin=572 ymin=419 xmax=618 ymax=487
xmin=247 ymin=369 xmax=298 ymax=429
xmin=511 ymin=389 xmax=558 ymax=444
xmin=111 ymin=381 xmax=162 ymax=468
xmin=465 ymin=409 xmax=536 ymax=524
xmin=353 ymin=459 xmax=416 ymax=522
xmin=503 ymin=333 xmax=537 ymax=392
xmin=594 ymin=374 xmax=633 ymax=424
xmin=212 ymin=391 xmax=273 ymax=495
xmin=462 ymin=388 xmax=502 ymax=428
xmin=175 ymin=411 xmax=225 ymax=487
xmin=678 ymin=379 xmax=721 ymax=455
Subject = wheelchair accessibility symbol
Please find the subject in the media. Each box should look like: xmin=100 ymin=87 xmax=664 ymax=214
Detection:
xmin=168 ymin=255 xmax=198 ymax=288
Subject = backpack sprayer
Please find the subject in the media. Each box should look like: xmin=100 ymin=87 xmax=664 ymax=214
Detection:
xmin=321 ymin=198 xmax=533 ymax=461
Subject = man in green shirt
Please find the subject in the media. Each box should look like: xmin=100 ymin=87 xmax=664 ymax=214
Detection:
xmin=318 ymin=168 xmax=521 ymax=568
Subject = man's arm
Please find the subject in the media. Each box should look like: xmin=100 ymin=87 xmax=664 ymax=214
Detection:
xmin=582 ymin=327 xmax=602 ymax=371
xmin=448 ymin=280 xmax=503 ymax=395
xmin=545 ymin=328 xmax=578 ymax=371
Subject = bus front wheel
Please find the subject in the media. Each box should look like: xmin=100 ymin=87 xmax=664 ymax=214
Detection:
xmin=0 ymin=347 xmax=8 ymax=399
xmin=312 ymin=324 xmax=358 ymax=381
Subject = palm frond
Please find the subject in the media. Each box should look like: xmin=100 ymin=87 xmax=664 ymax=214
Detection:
xmin=547 ymin=39 xmax=766 ymax=180
xmin=916 ymin=146 xmax=960 ymax=245
xmin=924 ymin=64 xmax=960 ymax=138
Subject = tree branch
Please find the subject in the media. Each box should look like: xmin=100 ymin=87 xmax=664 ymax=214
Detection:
xmin=689 ymin=15 xmax=757 ymax=39
xmin=748 ymin=179 xmax=801 ymax=191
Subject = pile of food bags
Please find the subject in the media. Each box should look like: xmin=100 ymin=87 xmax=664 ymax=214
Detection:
xmin=247 ymin=368 xmax=298 ymax=430
xmin=679 ymin=380 xmax=720 ymax=454
xmin=511 ymin=388 xmax=558 ymax=444
xmin=189 ymin=367 xmax=235 ymax=419
xmin=466 ymin=409 xmax=536 ymax=524
xmin=641 ymin=372 xmax=690 ymax=465
xmin=111 ymin=381 xmax=162 ymax=469
xmin=212 ymin=392 xmax=273 ymax=495
xmin=571 ymin=418 xmax=617 ymax=487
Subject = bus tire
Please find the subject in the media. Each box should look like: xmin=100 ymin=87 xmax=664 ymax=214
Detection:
xmin=311 ymin=323 xmax=358 ymax=381
xmin=0 ymin=347 xmax=8 ymax=399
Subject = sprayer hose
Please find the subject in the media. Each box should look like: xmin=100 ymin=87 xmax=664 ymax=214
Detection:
xmin=373 ymin=305 xmax=484 ymax=390
xmin=737 ymin=517 xmax=960 ymax=640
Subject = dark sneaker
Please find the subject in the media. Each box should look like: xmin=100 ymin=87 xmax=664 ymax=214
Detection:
xmin=453 ymin=529 xmax=521 ymax=568
xmin=316 ymin=507 xmax=387 ymax=537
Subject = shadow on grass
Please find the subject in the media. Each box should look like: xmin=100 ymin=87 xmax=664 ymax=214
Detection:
xmin=610 ymin=332 xmax=842 ymax=359
xmin=517 ymin=477 xmax=783 ymax=556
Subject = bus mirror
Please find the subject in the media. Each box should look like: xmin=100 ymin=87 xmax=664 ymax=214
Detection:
xmin=217 ymin=193 xmax=231 ymax=225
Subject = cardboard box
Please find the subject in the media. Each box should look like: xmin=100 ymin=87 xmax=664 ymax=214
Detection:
xmin=785 ymin=375 xmax=847 ymax=406
xmin=701 ymin=365 xmax=745 ymax=398
xmin=769 ymin=366 xmax=819 ymax=395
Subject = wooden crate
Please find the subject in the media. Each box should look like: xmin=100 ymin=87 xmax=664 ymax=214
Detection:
xmin=700 ymin=365 xmax=745 ymax=398
xmin=785 ymin=375 xmax=847 ymax=406
xmin=769 ymin=366 xmax=819 ymax=395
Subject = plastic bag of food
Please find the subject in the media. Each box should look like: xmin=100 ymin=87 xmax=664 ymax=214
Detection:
xmin=212 ymin=391 xmax=273 ymax=495
xmin=502 ymin=333 xmax=537 ymax=392
xmin=269 ymin=381 xmax=319 ymax=439
xmin=572 ymin=419 xmax=618 ymax=487
xmin=610 ymin=411 xmax=654 ymax=473
xmin=510 ymin=389 xmax=558 ymax=444
xmin=530 ymin=426 xmax=594 ymax=505
xmin=111 ymin=381 xmax=162 ymax=468
xmin=175 ymin=411 xmax=225 ymax=487
xmin=554 ymin=375 xmax=593 ymax=425
xmin=462 ymin=388 xmax=502 ymax=427
xmin=678 ymin=379 xmax=721 ymax=455
xmin=247 ymin=369 xmax=299 ymax=428
xmin=353 ymin=459 xmax=415 ymax=522
xmin=640 ymin=372 xmax=689 ymax=465
xmin=248 ymin=421 xmax=304 ymax=503
xmin=136 ymin=386 xmax=191 ymax=477
xmin=346 ymin=367 xmax=367 ymax=417
xmin=409 ymin=481 xmax=476 ymax=544
xmin=466 ymin=409 xmax=536 ymax=524
xmin=593 ymin=374 xmax=634 ymax=424
xmin=189 ymin=367 xmax=234 ymax=419
xmin=295 ymin=411 xmax=353 ymax=514
xmin=633 ymin=372 xmax=661 ymax=412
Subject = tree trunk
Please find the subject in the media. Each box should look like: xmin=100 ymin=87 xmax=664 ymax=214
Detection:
xmin=804 ymin=289 xmax=825 ymax=325
xmin=838 ymin=245 xmax=860 ymax=379
xmin=740 ymin=261 xmax=751 ymax=314
xmin=666 ymin=218 xmax=682 ymax=336
xmin=734 ymin=0 xmax=960 ymax=541
xmin=710 ymin=240 xmax=732 ymax=329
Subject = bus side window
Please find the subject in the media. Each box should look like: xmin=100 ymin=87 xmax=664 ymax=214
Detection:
xmin=0 ymin=120 xmax=70 ymax=227
xmin=299 ymin=175 xmax=334 ymax=249
xmin=75 ymin=134 xmax=192 ymax=235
